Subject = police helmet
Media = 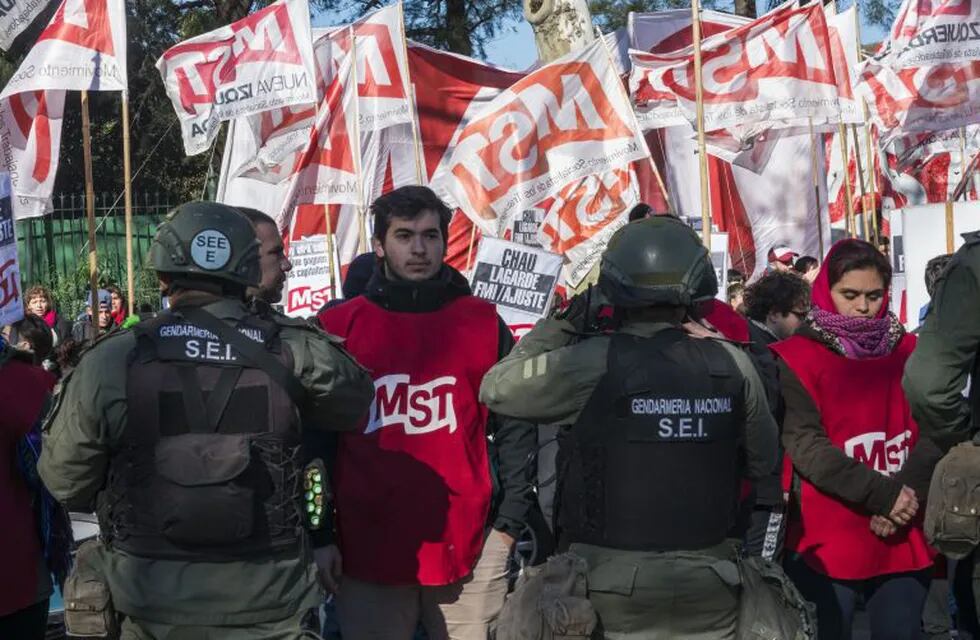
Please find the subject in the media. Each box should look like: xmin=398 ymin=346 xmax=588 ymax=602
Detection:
xmin=598 ymin=215 xmax=718 ymax=308
xmin=150 ymin=201 xmax=261 ymax=288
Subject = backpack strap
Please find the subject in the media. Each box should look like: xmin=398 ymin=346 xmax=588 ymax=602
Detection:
xmin=177 ymin=307 xmax=308 ymax=410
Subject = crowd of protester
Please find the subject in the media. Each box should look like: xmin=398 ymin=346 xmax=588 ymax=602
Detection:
xmin=0 ymin=196 xmax=973 ymax=640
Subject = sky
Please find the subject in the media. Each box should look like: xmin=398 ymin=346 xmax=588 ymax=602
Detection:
xmin=316 ymin=3 xmax=890 ymax=71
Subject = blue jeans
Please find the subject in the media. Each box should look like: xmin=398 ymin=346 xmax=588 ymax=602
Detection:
xmin=784 ymin=553 xmax=930 ymax=640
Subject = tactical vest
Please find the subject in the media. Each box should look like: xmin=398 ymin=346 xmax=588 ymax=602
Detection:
xmin=560 ymin=329 xmax=745 ymax=552
xmin=98 ymin=308 xmax=304 ymax=561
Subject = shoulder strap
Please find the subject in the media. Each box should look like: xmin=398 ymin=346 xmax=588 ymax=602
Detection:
xmin=177 ymin=306 xmax=308 ymax=409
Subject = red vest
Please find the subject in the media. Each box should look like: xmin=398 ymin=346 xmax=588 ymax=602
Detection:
xmin=319 ymin=295 xmax=500 ymax=586
xmin=772 ymin=334 xmax=935 ymax=580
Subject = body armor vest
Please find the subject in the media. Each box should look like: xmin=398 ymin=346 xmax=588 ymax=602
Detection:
xmin=560 ymin=329 xmax=746 ymax=551
xmin=98 ymin=308 xmax=304 ymax=561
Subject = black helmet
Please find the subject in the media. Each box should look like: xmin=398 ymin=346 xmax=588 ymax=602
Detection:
xmin=150 ymin=201 xmax=261 ymax=288
xmin=598 ymin=216 xmax=718 ymax=308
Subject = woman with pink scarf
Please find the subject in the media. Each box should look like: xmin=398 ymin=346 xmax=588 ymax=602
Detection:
xmin=771 ymin=239 xmax=937 ymax=640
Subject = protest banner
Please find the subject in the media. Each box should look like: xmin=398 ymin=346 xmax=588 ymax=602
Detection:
xmin=710 ymin=231 xmax=729 ymax=301
xmin=0 ymin=172 xmax=24 ymax=327
xmin=885 ymin=0 xmax=980 ymax=68
xmin=0 ymin=0 xmax=127 ymax=98
xmin=629 ymin=4 xmax=843 ymax=135
xmin=902 ymin=201 xmax=980 ymax=331
xmin=0 ymin=0 xmax=53 ymax=52
xmin=510 ymin=208 xmax=545 ymax=246
xmin=156 ymin=0 xmax=317 ymax=155
xmin=282 ymin=209 xmax=342 ymax=318
xmin=431 ymin=38 xmax=649 ymax=238
xmin=470 ymin=237 xmax=562 ymax=338
xmin=536 ymin=165 xmax=640 ymax=288
xmin=0 ymin=89 xmax=64 ymax=219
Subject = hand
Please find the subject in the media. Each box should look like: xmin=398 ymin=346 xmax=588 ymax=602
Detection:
xmin=557 ymin=286 xmax=606 ymax=332
xmin=495 ymin=529 xmax=516 ymax=549
xmin=870 ymin=515 xmax=898 ymax=537
xmin=888 ymin=485 xmax=919 ymax=526
xmin=313 ymin=545 xmax=343 ymax=595
xmin=682 ymin=319 xmax=722 ymax=340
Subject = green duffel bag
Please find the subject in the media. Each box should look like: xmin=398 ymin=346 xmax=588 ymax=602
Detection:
xmin=925 ymin=440 xmax=980 ymax=559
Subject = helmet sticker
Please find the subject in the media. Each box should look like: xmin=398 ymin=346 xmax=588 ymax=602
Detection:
xmin=190 ymin=229 xmax=232 ymax=270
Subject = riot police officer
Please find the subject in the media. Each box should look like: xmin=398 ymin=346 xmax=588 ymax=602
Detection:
xmin=481 ymin=216 xmax=779 ymax=639
xmin=39 ymin=202 xmax=375 ymax=639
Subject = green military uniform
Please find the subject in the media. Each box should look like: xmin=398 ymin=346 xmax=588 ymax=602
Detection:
xmin=904 ymin=232 xmax=980 ymax=616
xmin=38 ymin=203 xmax=375 ymax=640
xmin=904 ymin=232 xmax=980 ymax=452
xmin=481 ymin=217 xmax=779 ymax=640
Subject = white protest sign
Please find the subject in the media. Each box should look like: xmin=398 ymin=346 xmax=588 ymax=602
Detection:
xmin=710 ymin=232 xmax=729 ymax=302
xmin=470 ymin=237 xmax=563 ymax=339
xmin=902 ymin=202 xmax=980 ymax=332
xmin=283 ymin=234 xmax=341 ymax=318
xmin=888 ymin=210 xmax=907 ymax=323
xmin=0 ymin=172 xmax=24 ymax=327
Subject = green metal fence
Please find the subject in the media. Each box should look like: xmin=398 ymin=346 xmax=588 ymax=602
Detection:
xmin=16 ymin=193 xmax=173 ymax=317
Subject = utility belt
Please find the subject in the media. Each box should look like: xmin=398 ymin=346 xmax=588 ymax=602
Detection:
xmin=497 ymin=542 xmax=815 ymax=640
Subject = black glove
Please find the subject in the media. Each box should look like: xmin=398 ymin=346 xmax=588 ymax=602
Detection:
xmin=557 ymin=286 xmax=606 ymax=333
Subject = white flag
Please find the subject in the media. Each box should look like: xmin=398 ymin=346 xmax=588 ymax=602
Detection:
xmin=431 ymin=38 xmax=650 ymax=237
xmin=0 ymin=0 xmax=54 ymax=51
xmin=0 ymin=90 xmax=65 ymax=219
xmin=156 ymin=0 xmax=318 ymax=156
xmin=0 ymin=0 xmax=127 ymax=98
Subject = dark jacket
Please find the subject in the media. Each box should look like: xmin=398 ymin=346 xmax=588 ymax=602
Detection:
xmin=310 ymin=264 xmax=536 ymax=545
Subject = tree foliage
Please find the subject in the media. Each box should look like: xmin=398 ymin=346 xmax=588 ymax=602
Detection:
xmin=312 ymin=0 xmax=523 ymax=57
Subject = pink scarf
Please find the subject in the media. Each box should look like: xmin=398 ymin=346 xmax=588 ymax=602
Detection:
xmin=42 ymin=310 xmax=58 ymax=328
xmin=810 ymin=308 xmax=897 ymax=359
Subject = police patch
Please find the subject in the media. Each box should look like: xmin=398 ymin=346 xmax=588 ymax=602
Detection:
xmin=190 ymin=229 xmax=232 ymax=270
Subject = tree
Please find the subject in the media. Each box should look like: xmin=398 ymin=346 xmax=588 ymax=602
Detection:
xmin=313 ymin=0 xmax=524 ymax=57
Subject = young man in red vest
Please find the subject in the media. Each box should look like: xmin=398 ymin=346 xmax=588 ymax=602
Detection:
xmin=315 ymin=186 xmax=535 ymax=640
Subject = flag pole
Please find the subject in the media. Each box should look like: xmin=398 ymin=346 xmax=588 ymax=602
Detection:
xmin=122 ymin=93 xmax=135 ymax=316
xmin=349 ymin=26 xmax=368 ymax=254
xmin=853 ymin=5 xmax=879 ymax=245
xmin=80 ymin=90 xmax=100 ymax=335
xmin=945 ymin=200 xmax=955 ymax=253
xmin=865 ymin=107 xmax=880 ymax=244
xmin=850 ymin=124 xmax=871 ymax=241
xmin=397 ymin=1 xmax=425 ymax=185
xmin=838 ymin=123 xmax=856 ymax=238
xmin=465 ymin=222 xmax=477 ymax=273
xmin=596 ymin=28 xmax=674 ymax=213
xmin=808 ymin=117 xmax=825 ymax=261
xmin=691 ymin=0 xmax=711 ymax=248
xmin=324 ymin=206 xmax=337 ymax=299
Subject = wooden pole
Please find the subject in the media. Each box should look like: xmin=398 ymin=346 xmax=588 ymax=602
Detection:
xmin=349 ymin=26 xmax=368 ymax=255
xmin=945 ymin=199 xmax=955 ymax=253
xmin=122 ymin=94 xmax=135 ymax=316
xmin=323 ymin=206 xmax=337 ymax=299
xmin=80 ymin=90 xmax=100 ymax=335
xmin=465 ymin=222 xmax=477 ymax=273
xmin=864 ymin=104 xmax=880 ymax=245
xmin=838 ymin=123 xmax=856 ymax=237
xmin=691 ymin=0 xmax=711 ymax=248
xmin=397 ymin=1 xmax=425 ymax=185
xmin=808 ymin=118 xmax=825 ymax=261
xmin=850 ymin=124 xmax=871 ymax=241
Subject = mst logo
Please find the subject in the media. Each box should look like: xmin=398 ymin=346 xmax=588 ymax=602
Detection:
xmin=163 ymin=1 xmax=303 ymax=113
xmin=844 ymin=430 xmax=913 ymax=475
xmin=366 ymin=374 xmax=458 ymax=435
